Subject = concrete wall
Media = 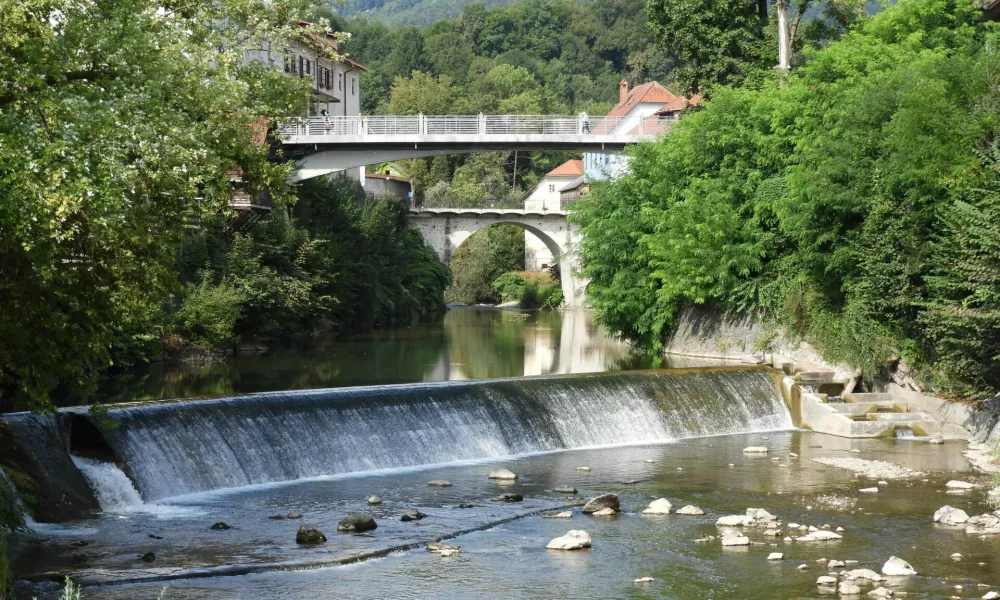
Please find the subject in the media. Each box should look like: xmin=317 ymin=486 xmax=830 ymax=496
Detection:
xmin=364 ymin=174 xmax=411 ymax=200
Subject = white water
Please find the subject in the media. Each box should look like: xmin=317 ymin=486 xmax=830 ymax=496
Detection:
xmin=89 ymin=369 xmax=791 ymax=500
xmin=71 ymin=456 xmax=202 ymax=518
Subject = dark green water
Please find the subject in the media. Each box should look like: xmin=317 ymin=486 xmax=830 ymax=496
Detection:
xmin=88 ymin=309 xmax=664 ymax=405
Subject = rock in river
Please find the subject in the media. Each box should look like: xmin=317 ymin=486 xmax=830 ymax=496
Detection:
xmin=367 ymin=496 xmax=382 ymax=505
xmin=209 ymin=522 xmax=231 ymax=530
xmin=945 ymin=480 xmax=976 ymax=489
xmin=796 ymin=530 xmax=843 ymax=542
xmin=934 ymin=505 xmax=970 ymax=526
xmin=296 ymin=525 xmax=328 ymax=544
xmin=743 ymin=446 xmax=769 ymax=454
xmin=643 ymin=498 xmax=672 ymax=515
xmin=767 ymin=552 xmax=783 ymax=560
xmin=868 ymin=587 xmax=894 ymax=598
xmin=428 ymin=480 xmax=453 ymax=487
xmin=582 ymin=493 xmax=620 ymax=514
xmin=495 ymin=493 xmax=523 ymax=502
xmin=400 ymin=509 xmax=427 ymax=522
xmin=839 ymin=581 xmax=861 ymax=595
xmin=541 ymin=511 xmax=573 ymax=519
xmin=881 ymin=556 xmax=916 ymax=576
xmin=591 ymin=508 xmax=617 ymax=516
xmin=553 ymin=486 xmax=578 ymax=494
xmin=488 ymin=468 xmax=518 ymax=480
xmin=546 ymin=530 xmax=592 ymax=550
xmin=336 ymin=515 xmax=377 ymax=533
xmin=720 ymin=530 xmax=750 ymax=546
xmin=676 ymin=505 xmax=705 ymax=516
xmin=140 ymin=551 xmax=156 ymax=563
xmin=817 ymin=576 xmax=837 ymax=585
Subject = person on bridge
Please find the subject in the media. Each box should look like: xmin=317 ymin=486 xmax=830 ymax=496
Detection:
xmin=580 ymin=112 xmax=590 ymax=134
xmin=321 ymin=109 xmax=331 ymax=134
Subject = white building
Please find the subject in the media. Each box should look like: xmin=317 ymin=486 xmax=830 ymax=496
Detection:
xmin=584 ymin=80 xmax=700 ymax=181
xmin=522 ymin=159 xmax=584 ymax=271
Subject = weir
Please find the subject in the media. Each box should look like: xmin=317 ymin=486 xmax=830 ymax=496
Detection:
xmin=1 ymin=367 xmax=792 ymax=515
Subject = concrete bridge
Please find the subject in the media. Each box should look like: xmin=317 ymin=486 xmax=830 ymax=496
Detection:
xmin=408 ymin=208 xmax=586 ymax=307
xmin=277 ymin=114 xmax=664 ymax=181
xmin=276 ymin=114 xmax=669 ymax=307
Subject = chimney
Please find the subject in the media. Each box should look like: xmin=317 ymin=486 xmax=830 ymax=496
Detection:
xmin=619 ymin=79 xmax=629 ymax=104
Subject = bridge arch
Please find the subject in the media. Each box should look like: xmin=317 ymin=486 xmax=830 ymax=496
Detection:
xmin=408 ymin=210 xmax=585 ymax=308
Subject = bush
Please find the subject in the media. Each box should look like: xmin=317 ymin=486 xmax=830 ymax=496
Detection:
xmin=490 ymin=271 xmax=563 ymax=309
xmin=173 ymin=280 xmax=245 ymax=349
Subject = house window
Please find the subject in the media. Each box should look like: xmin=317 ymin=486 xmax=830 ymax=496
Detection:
xmin=305 ymin=59 xmax=312 ymax=75
xmin=338 ymin=72 xmax=343 ymax=91
xmin=351 ymin=77 xmax=356 ymax=96
xmin=548 ymin=184 xmax=555 ymax=192
xmin=298 ymin=56 xmax=304 ymax=78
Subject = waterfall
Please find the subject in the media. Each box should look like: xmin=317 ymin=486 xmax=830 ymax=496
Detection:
xmin=71 ymin=456 xmax=144 ymax=512
xmin=88 ymin=368 xmax=791 ymax=500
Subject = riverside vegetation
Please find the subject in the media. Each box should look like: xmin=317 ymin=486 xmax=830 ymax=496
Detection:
xmin=573 ymin=0 xmax=1000 ymax=398
xmin=0 ymin=1 xmax=449 ymax=417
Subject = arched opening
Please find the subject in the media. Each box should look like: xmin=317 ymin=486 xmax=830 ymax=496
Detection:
xmin=445 ymin=221 xmax=572 ymax=308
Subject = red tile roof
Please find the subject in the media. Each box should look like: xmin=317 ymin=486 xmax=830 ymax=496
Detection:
xmin=546 ymin=159 xmax=584 ymax=177
xmin=604 ymin=81 xmax=678 ymax=119
xmin=656 ymin=92 xmax=703 ymax=114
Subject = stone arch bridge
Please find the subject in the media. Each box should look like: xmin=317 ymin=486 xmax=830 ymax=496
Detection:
xmin=407 ymin=208 xmax=585 ymax=307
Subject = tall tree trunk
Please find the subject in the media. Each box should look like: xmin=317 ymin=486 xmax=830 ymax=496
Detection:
xmin=776 ymin=0 xmax=791 ymax=72
xmin=758 ymin=0 xmax=768 ymax=22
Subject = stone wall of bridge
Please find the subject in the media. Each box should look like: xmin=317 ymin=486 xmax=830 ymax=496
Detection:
xmin=408 ymin=210 xmax=587 ymax=308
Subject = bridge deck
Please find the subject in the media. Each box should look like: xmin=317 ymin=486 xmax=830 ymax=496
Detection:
xmin=408 ymin=208 xmax=568 ymax=217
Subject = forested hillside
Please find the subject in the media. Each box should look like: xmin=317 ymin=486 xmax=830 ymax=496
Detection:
xmin=338 ymin=0 xmax=525 ymax=27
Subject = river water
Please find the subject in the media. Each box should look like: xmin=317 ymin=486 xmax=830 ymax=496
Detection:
xmin=89 ymin=308 xmax=658 ymax=405
xmin=9 ymin=309 xmax=1000 ymax=599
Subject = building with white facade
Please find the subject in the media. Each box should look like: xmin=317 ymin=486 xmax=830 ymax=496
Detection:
xmin=584 ymin=80 xmax=700 ymax=182
xmin=522 ymin=159 xmax=584 ymax=271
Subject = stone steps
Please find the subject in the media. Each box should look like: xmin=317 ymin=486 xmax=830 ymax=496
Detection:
xmin=827 ymin=401 xmax=912 ymax=415
xmin=843 ymin=392 xmax=895 ymax=403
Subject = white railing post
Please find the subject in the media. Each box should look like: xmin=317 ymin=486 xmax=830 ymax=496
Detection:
xmin=479 ymin=113 xmax=485 ymax=135
xmin=419 ymin=113 xmax=425 ymax=135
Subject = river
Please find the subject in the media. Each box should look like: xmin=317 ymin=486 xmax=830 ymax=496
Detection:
xmin=7 ymin=309 xmax=1000 ymax=599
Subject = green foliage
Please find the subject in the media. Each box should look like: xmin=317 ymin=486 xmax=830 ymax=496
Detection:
xmin=59 ymin=577 xmax=81 ymax=600
xmin=345 ymin=0 xmax=674 ymax=192
xmin=173 ymin=177 xmax=450 ymax=350
xmin=492 ymin=273 xmax=528 ymax=302
xmin=575 ymin=0 xmax=998 ymax=394
xmin=0 ymin=0 xmax=329 ymax=412
xmin=646 ymin=0 xmax=770 ymax=93
xmin=448 ymin=225 xmax=526 ymax=304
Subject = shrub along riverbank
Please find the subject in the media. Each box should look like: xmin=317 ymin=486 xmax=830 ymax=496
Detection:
xmin=573 ymin=0 xmax=1000 ymax=398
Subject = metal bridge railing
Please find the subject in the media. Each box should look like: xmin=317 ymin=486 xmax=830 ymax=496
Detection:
xmin=276 ymin=114 xmax=673 ymax=140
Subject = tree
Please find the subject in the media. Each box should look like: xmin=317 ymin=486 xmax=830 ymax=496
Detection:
xmin=645 ymin=0 xmax=770 ymax=92
xmin=0 ymin=0 xmax=329 ymax=411
xmin=388 ymin=71 xmax=456 ymax=114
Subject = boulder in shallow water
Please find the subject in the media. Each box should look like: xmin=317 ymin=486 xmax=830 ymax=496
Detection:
xmin=676 ymin=505 xmax=705 ymax=516
xmin=934 ymin=505 xmax=969 ymax=526
xmin=553 ymin=486 xmax=578 ymax=494
xmin=140 ymin=551 xmax=156 ymax=563
xmin=720 ymin=532 xmax=750 ymax=546
xmin=428 ymin=480 xmax=452 ymax=487
xmin=945 ymin=480 xmax=976 ymax=489
xmin=743 ymin=446 xmax=769 ymax=454
xmin=817 ymin=576 xmax=837 ymax=585
xmin=576 ymin=466 xmax=592 ymax=472
xmin=796 ymin=530 xmax=843 ymax=542
xmin=209 ymin=522 xmax=231 ymax=530
xmin=336 ymin=515 xmax=376 ymax=533
xmin=268 ymin=514 xmax=286 ymax=520
xmin=582 ymin=493 xmax=620 ymax=514
xmin=457 ymin=504 xmax=475 ymax=509
xmin=488 ymin=468 xmax=517 ymax=480
xmin=843 ymin=569 xmax=884 ymax=582
xmin=839 ymin=581 xmax=861 ymax=595
xmin=881 ymin=556 xmax=916 ymax=576
xmin=643 ymin=498 xmax=672 ymax=515
xmin=716 ymin=514 xmax=753 ymax=527
xmin=546 ymin=530 xmax=592 ymax=550
xmin=982 ymin=592 xmax=1000 ymax=600
xmin=367 ymin=496 xmax=382 ymax=505
xmin=541 ymin=511 xmax=573 ymax=519
xmin=634 ymin=577 xmax=655 ymax=583
xmin=767 ymin=552 xmax=783 ymax=560
xmin=297 ymin=525 xmax=328 ymax=544
xmin=400 ymin=509 xmax=427 ymax=522
xmin=495 ymin=493 xmax=523 ymax=502
xmin=591 ymin=508 xmax=616 ymax=516
xmin=868 ymin=587 xmax=893 ymax=598
xmin=286 ymin=513 xmax=302 ymax=519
